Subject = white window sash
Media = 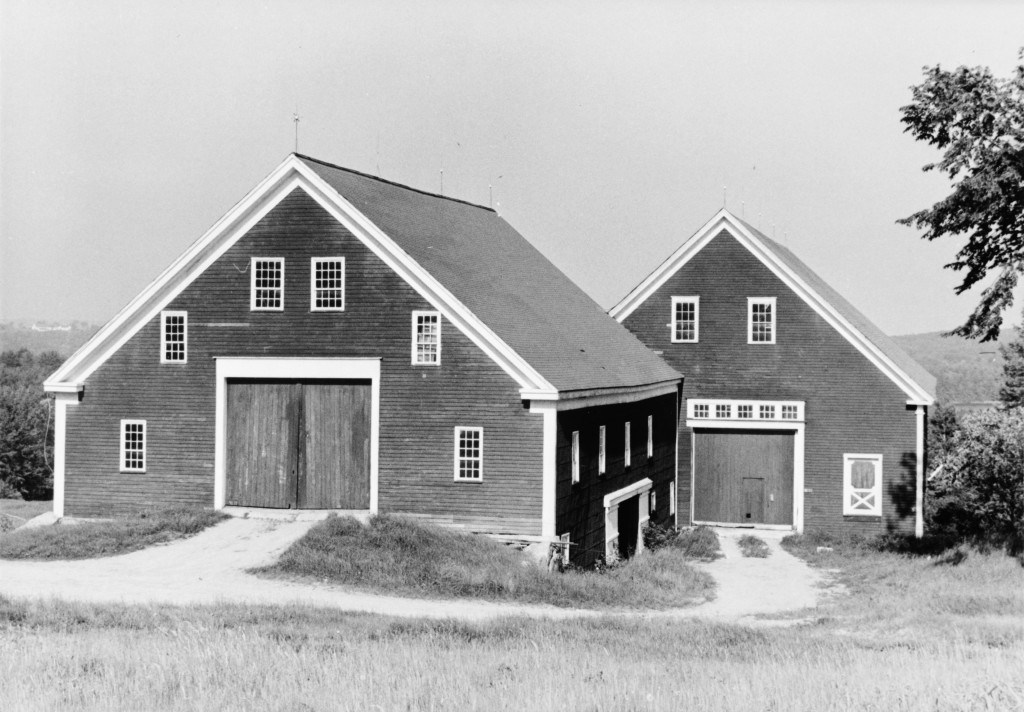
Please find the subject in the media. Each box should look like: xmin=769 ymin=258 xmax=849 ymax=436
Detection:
xmin=571 ymin=431 xmax=580 ymax=484
xmin=453 ymin=427 xmax=483 ymax=481
xmin=671 ymin=296 xmax=700 ymax=343
xmin=598 ymin=425 xmax=606 ymax=475
xmin=747 ymin=297 xmax=776 ymax=344
xmin=647 ymin=415 xmax=653 ymax=459
xmin=411 ymin=310 xmax=441 ymax=365
xmin=624 ymin=421 xmax=631 ymax=468
xmin=310 ymin=257 xmax=346 ymax=311
xmin=843 ymin=453 xmax=883 ymax=516
xmin=250 ymin=257 xmax=285 ymax=311
xmin=120 ymin=419 xmax=146 ymax=473
xmin=160 ymin=310 xmax=187 ymax=364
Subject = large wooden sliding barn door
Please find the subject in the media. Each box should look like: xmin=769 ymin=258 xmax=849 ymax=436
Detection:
xmin=693 ymin=429 xmax=794 ymax=526
xmin=226 ymin=379 xmax=370 ymax=509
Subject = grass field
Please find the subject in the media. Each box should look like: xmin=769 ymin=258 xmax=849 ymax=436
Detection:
xmin=0 ymin=507 xmax=227 ymax=559
xmin=0 ymin=499 xmax=51 ymax=532
xmin=256 ymin=514 xmax=715 ymax=608
xmin=0 ymin=532 xmax=1020 ymax=710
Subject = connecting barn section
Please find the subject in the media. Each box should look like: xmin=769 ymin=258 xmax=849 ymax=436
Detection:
xmin=612 ymin=209 xmax=936 ymax=538
xmin=44 ymin=154 xmax=681 ymax=565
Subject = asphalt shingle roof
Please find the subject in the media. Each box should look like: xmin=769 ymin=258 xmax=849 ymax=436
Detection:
xmin=299 ymin=155 xmax=681 ymax=393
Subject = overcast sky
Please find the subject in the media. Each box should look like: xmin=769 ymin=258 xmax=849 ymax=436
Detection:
xmin=2 ymin=0 xmax=1022 ymax=336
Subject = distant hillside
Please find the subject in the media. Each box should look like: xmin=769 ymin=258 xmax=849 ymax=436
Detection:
xmin=0 ymin=321 xmax=100 ymax=358
xmin=892 ymin=330 xmax=1013 ymax=405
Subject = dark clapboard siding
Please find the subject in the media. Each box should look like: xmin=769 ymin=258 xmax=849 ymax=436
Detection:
xmin=555 ymin=392 xmax=677 ymax=567
xmin=622 ymin=230 xmax=918 ymax=536
xmin=64 ymin=188 xmax=543 ymax=533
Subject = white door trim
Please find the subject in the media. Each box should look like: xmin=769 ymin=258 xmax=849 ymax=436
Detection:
xmin=214 ymin=357 xmax=381 ymax=511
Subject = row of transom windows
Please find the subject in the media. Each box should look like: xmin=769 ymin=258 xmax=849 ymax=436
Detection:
xmin=159 ymin=308 xmax=442 ymax=365
xmin=670 ymin=296 xmax=777 ymax=344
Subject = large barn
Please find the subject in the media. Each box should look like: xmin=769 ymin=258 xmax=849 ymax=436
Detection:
xmin=612 ymin=209 xmax=936 ymax=537
xmin=43 ymin=154 xmax=682 ymax=566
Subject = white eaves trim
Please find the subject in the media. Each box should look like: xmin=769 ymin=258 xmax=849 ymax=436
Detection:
xmin=44 ymin=154 xmax=556 ymax=397
xmin=609 ymin=209 xmax=935 ymax=406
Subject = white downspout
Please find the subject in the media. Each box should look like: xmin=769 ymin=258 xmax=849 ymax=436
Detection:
xmin=915 ymin=405 xmax=925 ymax=538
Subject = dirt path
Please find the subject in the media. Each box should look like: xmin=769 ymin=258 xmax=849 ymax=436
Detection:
xmin=0 ymin=517 xmax=826 ymax=623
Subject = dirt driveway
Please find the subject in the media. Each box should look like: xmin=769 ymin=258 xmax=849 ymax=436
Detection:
xmin=0 ymin=516 xmax=827 ymax=623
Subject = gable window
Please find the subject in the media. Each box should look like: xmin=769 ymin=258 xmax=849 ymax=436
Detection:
xmin=671 ymin=296 xmax=699 ymax=343
xmin=412 ymin=311 xmax=441 ymax=365
xmin=455 ymin=427 xmax=483 ymax=481
xmin=748 ymin=297 xmax=776 ymax=344
xmin=598 ymin=425 xmax=606 ymax=475
xmin=160 ymin=311 xmax=187 ymax=363
xmin=843 ymin=454 xmax=882 ymax=516
xmin=647 ymin=415 xmax=653 ymax=459
xmin=571 ymin=431 xmax=580 ymax=484
xmin=624 ymin=421 xmax=631 ymax=468
xmin=120 ymin=419 xmax=146 ymax=473
xmin=311 ymin=258 xmax=345 ymax=311
xmin=251 ymin=258 xmax=284 ymax=310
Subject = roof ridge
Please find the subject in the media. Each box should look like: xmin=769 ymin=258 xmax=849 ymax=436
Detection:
xmin=294 ymin=153 xmax=496 ymax=213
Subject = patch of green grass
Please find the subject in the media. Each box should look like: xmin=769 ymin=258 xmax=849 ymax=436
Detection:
xmin=255 ymin=514 xmax=714 ymax=609
xmin=671 ymin=525 xmax=723 ymax=561
xmin=0 ymin=498 xmax=51 ymax=530
xmin=737 ymin=535 xmax=770 ymax=558
xmin=0 ymin=507 xmax=228 ymax=560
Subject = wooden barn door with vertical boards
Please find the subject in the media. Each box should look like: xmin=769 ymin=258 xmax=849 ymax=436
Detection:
xmin=226 ymin=379 xmax=371 ymax=509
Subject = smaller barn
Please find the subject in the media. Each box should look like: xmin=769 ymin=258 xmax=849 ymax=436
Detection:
xmin=612 ymin=209 xmax=936 ymax=537
xmin=44 ymin=154 xmax=681 ymax=566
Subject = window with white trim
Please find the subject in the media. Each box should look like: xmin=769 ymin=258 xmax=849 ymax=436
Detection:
xmin=669 ymin=481 xmax=676 ymax=515
xmin=311 ymin=257 xmax=345 ymax=311
xmin=715 ymin=403 xmax=731 ymax=419
xmin=571 ymin=431 xmax=580 ymax=484
xmin=251 ymin=258 xmax=284 ymax=310
xmin=843 ymin=454 xmax=882 ymax=516
xmin=671 ymin=296 xmax=699 ymax=343
xmin=782 ymin=405 xmax=799 ymax=420
xmin=694 ymin=404 xmax=709 ymax=419
xmin=598 ymin=425 xmax=606 ymax=475
xmin=624 ymin=421 xmax=631 ymax=468
xmin=455 ymin=427 xmax=482 ymax=481
xmin=647 ymin=415 xmax=653 ymax=459
xmin=748 ymin=297 xmax=776 ymax=344
xmin=160 ymin=310 xmax=187 ymax=363
xmin=120 ymin=419 xmax=146 ymax=473
xmin=737 ymin=404 xmax=753 ymax=419
xmin=412 ymin=311 xmax=441 ymax=365
xmin=759 ymin=404 xmax=776 ymax=419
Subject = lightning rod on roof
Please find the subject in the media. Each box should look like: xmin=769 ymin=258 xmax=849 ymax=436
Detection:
xmin=292 ymin=107 xmax=301 ymax=153
xmin=489 ymin=184 xmax=493 ymax=208
xmin=440 ymin=169 xmax=444 ymax=196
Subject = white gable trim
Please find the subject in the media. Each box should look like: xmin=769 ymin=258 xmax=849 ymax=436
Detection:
xmin=610 ymin=209 xmax=934 ymax=405
xmin=45 ymin=155 xmax=557 ymax=398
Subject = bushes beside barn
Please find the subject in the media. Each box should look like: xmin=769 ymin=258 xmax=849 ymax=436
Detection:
xmin=0 ymin=349 xmax=61 ymax=500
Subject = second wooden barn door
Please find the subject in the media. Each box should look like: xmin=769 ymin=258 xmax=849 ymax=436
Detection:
xmin=226 ymin=379 xmax=371 ymax=509
xmin=692 ymin=429 xmax=793 ymax=526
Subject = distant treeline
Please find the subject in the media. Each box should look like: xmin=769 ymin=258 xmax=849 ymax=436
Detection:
xmin=892 ymin=330 xmax=1012 ymax=404
xmin=0 ymin=322 xmax=99 ymax=357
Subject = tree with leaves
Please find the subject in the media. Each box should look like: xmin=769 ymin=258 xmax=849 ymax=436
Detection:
xmin=999 ymin=322 xmax=1024 ymax=408
xmin=899 ymin=49 xmax=1024 ymax=341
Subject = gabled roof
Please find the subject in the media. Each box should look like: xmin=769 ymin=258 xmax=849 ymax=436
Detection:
xmin=46 ymin=154 xmax=680 ymax=402
xmin=610 ymin=208 xmax=936 ymax=405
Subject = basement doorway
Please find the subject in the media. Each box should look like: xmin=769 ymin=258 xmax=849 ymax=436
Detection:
xmin=225 ymin=379 xmax=371 ymax=509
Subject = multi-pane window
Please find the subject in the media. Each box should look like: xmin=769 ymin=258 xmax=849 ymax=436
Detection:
xmin=843 ymin=454 xmax=882 ymax=516
xmin=598 ymin=425 xmax=606 ymax=475
xmin=455 ymin=427 xmax=483 ymax=481
xmin=760 ymin=404 xmax=776 ymax=419
xmin=671 ymin=296 xmax=699 ymax=343
xmin=694 ymin=404 xmax=710 ymax=419
xmin=647 ymin=415 xmax=654 ymax=459
xmin=311 ymin=258 xmax=345 ymax=311
xmin=160 ymin=311 xmax=187 ymax=363
xmin=624 ymin=421 xmax=631 ymax=468
xmin=571 ymin=431 xmax=580 ymax=484
xmin=737 ymin=404 xmax=753 ymax=419
xmin=715 ymin=403 xmax=731 ymax=419
xmin=782 ymin=405 xmax=799 ymax=420
xmin=412 ymin=311 xmax=441 ymax=365
xmin=748 ymin=297 xmax=776 ymax=344
xmin=120 ymin=420 xmax=146 ymax=472
xmin=251 ymin=258 xmax=284 ymax=310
